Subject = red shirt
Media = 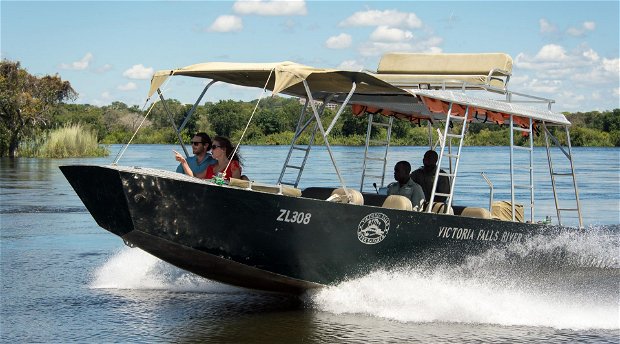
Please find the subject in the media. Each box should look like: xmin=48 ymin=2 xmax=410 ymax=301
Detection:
xmin=204 ymin=160 xmax=241 ymax=180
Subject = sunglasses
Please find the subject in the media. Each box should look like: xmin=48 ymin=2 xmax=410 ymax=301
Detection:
xmin=191 ymin=141 xmax=204 ymax=145
xmin=212 ymin=145 xmax=223 ymax=150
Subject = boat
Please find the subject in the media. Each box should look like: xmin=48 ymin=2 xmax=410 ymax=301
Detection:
xmin=61 ymin=53 xmax=584 ymax=294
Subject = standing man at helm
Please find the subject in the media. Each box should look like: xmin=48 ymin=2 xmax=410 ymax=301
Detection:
xmin=176 ymin=132 xmax=217 ymax=175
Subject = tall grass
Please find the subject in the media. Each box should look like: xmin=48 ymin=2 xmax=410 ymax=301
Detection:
xmin=20 ymin=124 xmax=109 ymax=158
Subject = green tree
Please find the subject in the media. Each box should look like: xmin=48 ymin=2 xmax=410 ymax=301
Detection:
xmin=0 ymin=60 xmax=77 ymax=157
xmin=53 ymin=103 xmax=106 ymax=139
xmin=256 ymin=108 xmax=287 ymax=135
xmin=205 ymin=100 xmax=249 ymax=137
xmin=341 ymin=107 xmax=367 ymax=136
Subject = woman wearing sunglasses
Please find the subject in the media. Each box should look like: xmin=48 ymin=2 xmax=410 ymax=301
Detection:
xmin=175 ymin=136 xmax=242 ymax=180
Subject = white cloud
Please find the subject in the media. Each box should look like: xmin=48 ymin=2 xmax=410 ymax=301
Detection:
xmin=370 ymin=26 xmax=413 ymax=42
xmin=325 ymin=33 xmax=352 ymax=49
xmin=95 ymin=64 xmax=113 ymax=74
xmin=539 ymin=18 xmax=557 ymax=34
xmin=358 ymin=37 xmax=442 ymax=57
xmin=614 ymin=88 xmax=620 ymax=97
xmin=101 ymin=91 xmax=112 ymax=100
xmin=583 ymin=49 xmax=599 ymax=62
xmin=337 ymin=59 xmax=365 ymax=71
xmin=208 ymin=15 xmax=243 ymax=32
xmin=567 ymin=21 xmax=596 ymax=37
xmin=281 ymin=19 xmax=296 ymax=32
xmin=123 ymin=64 xmax=153 ymax=80
xmin=535 ymin=44 xmax=567 ymax=61
xmin=583 ymin=21 xmax=596 ymax=30
xmin=118 ymin=82 xmax=137 ymax=91
xmin=526 ymin=78 xmax=563 ymax=94
xmin=602 ymin=58 xmax=620 ymax=74
xmin=89 ymin=91 xmax=114 ymax=106
xmin=340 ymin=9 xmax=422 ymax=29
xmin=60 ymin=53 xmax=93 ymax=70
xmin=233 ymin=0 xmax=307 ymax=16
xmin=427 ymin=46 xmax=443 ymax=54
xmin=513 ymin=45 xmax=619 ymax=111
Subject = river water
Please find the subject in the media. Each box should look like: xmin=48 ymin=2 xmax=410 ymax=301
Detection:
xmin=1 ymin=145 xmax=619 ymax=343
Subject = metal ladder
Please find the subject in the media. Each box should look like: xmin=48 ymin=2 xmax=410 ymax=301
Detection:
xmin=360 ymin=114 xmax=393 ymax=192
xmin=428 ymin=103 xmax=469 ymax=212
xmin=542 ymin=123 xmax=583 ymax=228
xmin=509 ymin=115 xmax=535 ymax=222
xmin=277 ymin=100 xmax=322 ymax=187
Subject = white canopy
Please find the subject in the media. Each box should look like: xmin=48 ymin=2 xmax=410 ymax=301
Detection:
xmin=148 ymin=61 xmax=410 ymax=100
xmin=147 ymin=56 xmax=569 ymax=126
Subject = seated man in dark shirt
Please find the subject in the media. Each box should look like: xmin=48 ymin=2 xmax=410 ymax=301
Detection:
xmin=387 ymin=161 xmax=425 ymax=209
xmin=410 ymin=150 xmax=451 ymax=203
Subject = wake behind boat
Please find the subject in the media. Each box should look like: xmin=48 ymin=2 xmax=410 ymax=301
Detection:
xmin=61 ymin=53 xmax=583 ymax=294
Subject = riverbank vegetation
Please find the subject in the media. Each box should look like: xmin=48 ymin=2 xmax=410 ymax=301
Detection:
xmin=2 ymin=59 xmax=618 ymax=158
xmin=0 ymin=60 xmax=77 ymax=157
xmin=47 ymin=97 xmax=620 ymax=148
xmin=19 ymin=124 xmax=109 ymax=158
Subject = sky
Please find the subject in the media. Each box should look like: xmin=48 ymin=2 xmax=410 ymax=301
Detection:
xmin=2 ymin=0 xmax=619 ymax=112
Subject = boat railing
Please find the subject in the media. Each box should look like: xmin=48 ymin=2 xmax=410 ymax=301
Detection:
xmin=481 ymin=172 xmax=494 ymax=212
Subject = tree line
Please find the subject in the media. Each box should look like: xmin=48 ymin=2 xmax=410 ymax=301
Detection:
xmin=2 ymin=59 xmax=619 ymax=158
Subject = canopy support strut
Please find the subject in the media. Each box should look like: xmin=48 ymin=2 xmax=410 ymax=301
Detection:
xmin=543 ymin=122 xmax=583 ymax=228
xmin=302 ymin=80 xmax=355 ymax=198
xmin=157 ymin=89 xmax=188 ymax=157
xmin=179 ymin=80 xmax=217 ymax=136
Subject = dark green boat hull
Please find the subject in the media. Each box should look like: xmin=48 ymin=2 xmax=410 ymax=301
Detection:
xmin=60 ymin=165 xmax=536 ymax=294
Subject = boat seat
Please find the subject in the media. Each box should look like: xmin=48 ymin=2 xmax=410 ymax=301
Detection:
xmin=327 ymin=188 xmax=364 ymax=205
xmin=460 ymin=207 xmax=491 ymax=219
xmin=491 ymin=201 xmax=524 ymax=222
xmin=374 ymin=52 xmax=512 ymax=89
xmin=382 ymin=195 xmax=413 ymax=211
xmin=228 ymin=178 xmax=302 ymax=197
xmin=430 ymin=202 xmax=454 ymax=215
xmin=362 ymin=193 xmax=390 ymax=207
xmin=301 ymin=187 xmax=334 ymax=200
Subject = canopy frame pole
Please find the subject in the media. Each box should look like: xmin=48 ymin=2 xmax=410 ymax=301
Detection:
xmin=112 ymin=100 xmax=159 ymax=165
xmin=509 ymin=114 xmax=515 ymax=221
xmin=302 ymin=80 xmax=353 ymax=198
xmin=528 ymin=117 xmax=535 ymax=223
xmin=325 ymin=83 xmax=356 ymax=136
xmin=278 ymin=98 xmax=328 ymax=187
xmin=481 ymin=172 xmax=494 ymax=212
xmin=360 ymin=115 xmax=393 ymax=193
xmin=157 ymin=89 xmax=189 ymax=157
xmin=291 ymin=95 xmax=333 ymax=142
xmin=508 ymin=114 xmax=535 ymax=222
xmin=445 ymin=106 xmax=469 ymax=211
xmin=564 ymin=125 xmax=584 ymax=228
xmin=427 ymin=102 xmax=453 ymax=212
xmin=543 ymin=122 xmax=583 ymax=228
xmin=360 ymin=114 xmax=374 ymax=193
xmin=427 ymin=120 xmax=433 ymax=149
xmin=178 ymin=80 xmax=217 ymax=135
xmin=279 ymin=100 xmax=310 ymax=186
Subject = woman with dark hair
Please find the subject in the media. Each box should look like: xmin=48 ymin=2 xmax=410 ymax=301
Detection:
xmin=175 ymin=136 xmax=242 ymax=180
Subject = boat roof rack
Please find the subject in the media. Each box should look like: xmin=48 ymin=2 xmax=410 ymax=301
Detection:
xmin=372 ymin=52 xmax=512 ymax=91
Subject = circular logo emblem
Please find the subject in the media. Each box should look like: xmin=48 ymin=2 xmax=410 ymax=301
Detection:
xmin=357 ymin=212 xmax=390 ymax=244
